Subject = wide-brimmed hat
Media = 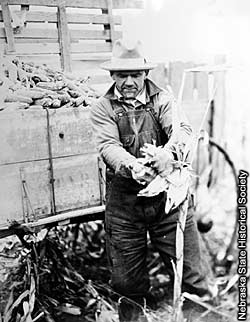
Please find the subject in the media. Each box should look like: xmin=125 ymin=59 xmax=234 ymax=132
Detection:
xmin=101 ymin=39 xmax=156 ymax=71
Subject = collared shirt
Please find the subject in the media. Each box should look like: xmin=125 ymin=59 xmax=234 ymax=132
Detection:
xmin=114 ymin=85 xmax=147 ymax=108
xmin=90 ymin=78 xmax=192 ymax=172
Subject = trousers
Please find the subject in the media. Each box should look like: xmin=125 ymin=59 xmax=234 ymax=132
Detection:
xmin=105 ymin=175 xmax=209 ymax=321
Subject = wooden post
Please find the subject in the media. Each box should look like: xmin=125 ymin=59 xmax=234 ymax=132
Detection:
xmin=107 ymin=0 xmax=115 ymax=43
xmin=172 ymin=199 xmax=189 ymax=322
xmin=102 ymin=0 xmax=116 ymax=45
xmin=1 ymin=0 xmax=15 ymax=52
xmin=57 ymin=1 xmax=72 ymax=72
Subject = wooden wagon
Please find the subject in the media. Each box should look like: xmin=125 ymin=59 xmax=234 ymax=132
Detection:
xmin=0 ymin=0 xmax=226 ymax=237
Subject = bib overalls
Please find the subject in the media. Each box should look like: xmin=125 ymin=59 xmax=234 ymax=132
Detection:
xmin=105 ymin=95 xmax=209 ymax=321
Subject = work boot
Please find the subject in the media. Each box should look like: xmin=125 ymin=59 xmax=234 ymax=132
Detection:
xmin=118 ymin=297 xmax=149 ymax=322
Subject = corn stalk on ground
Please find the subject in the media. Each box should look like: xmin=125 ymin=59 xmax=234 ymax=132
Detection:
xmin=0 ymin=217 xmax=241 ymax=322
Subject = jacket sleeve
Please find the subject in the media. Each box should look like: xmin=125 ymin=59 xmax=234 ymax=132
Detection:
xmin=90 ymin=98 xmax=136 ymax=171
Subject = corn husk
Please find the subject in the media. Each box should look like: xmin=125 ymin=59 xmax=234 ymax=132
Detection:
xmin=138 ymin=141 xmax=193 ymax=214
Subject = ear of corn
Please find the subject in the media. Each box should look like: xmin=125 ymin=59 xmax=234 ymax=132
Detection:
xmin=138 ymin=140 xmax=193 ymax=214
xmin=138 ymin=80 xmax=216 ymax=214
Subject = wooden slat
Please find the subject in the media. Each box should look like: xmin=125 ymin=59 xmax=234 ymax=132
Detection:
xmin=64 ymin=42 xmax=113 ymax=53
xmin=1 ymin=0 xmax=15 ymax=52
xmin=0 ymin=27 xmax=59 ymax=39
xmin=0 ymin=42 xmax=112 ymax=54
xmin=0 ymin=107 xmax=103 ymax=227
xmin=0 ymin=11 xmax=122 ymax=25
xmin=49 ymin=108 xmax=98 ymax=158
xmin=57 ymin=4 xmax=71 ymax=72
xmin=0 ymin=38 xmax=74 ymax=43
xmin=107 ymin=0 xmax=115 ymax=43
xmin=1 ymin=52 xmax=111 ymax=62
xmin=0 ymin=109 xmax=48 ymax=165
xmin=53 ymin=154 xmax=101 ymax=213
xmin=0 ymin=206 xmax=105 ymax=235
xmin=0 ymin=161 xmax=51 ymax=226
xmin=0 ymin=108 xmax=98 ymax=165
xmin=71 ymin=52 xmax=111 ymax=60
xmin=0 ymin=27 xmax=122 ymax=40
xmin=0 ymin=155 xmax=103 ymax=227
xmin=5 ymin=0 xmax=144 ymax=9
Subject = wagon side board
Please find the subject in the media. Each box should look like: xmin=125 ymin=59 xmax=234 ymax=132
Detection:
xmin=0 ymin=107 xmax=105 ymax=235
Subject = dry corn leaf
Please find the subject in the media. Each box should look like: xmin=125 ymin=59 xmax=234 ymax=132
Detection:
xmin=4 ymin=290 xmax=29 ymax=322
xmin=20 ymin=301 xmax=32 ymax=322
xmin=95 ymin=308 xmax=118 ymax=322
xmin=3 ymin=289 xmax=14 ymax=322
xmin=86 ymin=298 xmax=97 ymax=309
xmin=57 ymin=303 xmax=81 ymax=315
xmin=29 ymin=275 xmax=36 ymax=314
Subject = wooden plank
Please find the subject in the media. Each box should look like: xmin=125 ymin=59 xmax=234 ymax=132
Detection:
xmin=0 ymin=206 xmax=105 ymax=235
xmin=57 ymin=4 xmax=72 ymax=72
xmin=0 ymin=108 xmax=97 ymax=165
xmin=6 ymin=0 xmax=144 ymax=9
xmin=71 ymin=52 xmax=111 ymax=60
xmin=0 ymin=38 xmax=76 ymax=44
xmin=1 ymin=0 xmax=15 ymax=52
xmin=0 ymin=106 xmax=103 ymax=228
xmin=0 ymin=11 xmax=122 ymax=25
xmin=1 ymin=52 xmax=111 ymax=62
xmin=49 ymin=107 xmax=97 ymax=158
xmin=113 ymin=0 xmax=143 ymax=9
xmin=107 ymin=0 xmax=116 ymax=43
xmin=0 ymin=155 xmax=103 ymax=228
xmin=0 ymin=109 xmax=48 ymax=165
xmin=53 ymin=154 xmax=101 ymax=213
xmin=0 ymin=27 xmax=122 ymax=40
xmin=0 ymin=42 xmax=112 ymax=54
xmin=0 ymin=161 xmax=51 ymax=226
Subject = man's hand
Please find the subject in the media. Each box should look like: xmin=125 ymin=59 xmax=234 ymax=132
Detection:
xmin=128 ymin=159 xmax=156 ymax=185
xmin=150 ymin=148 xmax=174 ymax=175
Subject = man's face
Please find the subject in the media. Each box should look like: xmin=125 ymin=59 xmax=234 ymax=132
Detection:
xmin=111 ymin=70 xmax=147 ymax=99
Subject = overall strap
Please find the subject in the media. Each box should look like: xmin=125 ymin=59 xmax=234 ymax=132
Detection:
xmin=144 ymin=100 xmax=161 ymax=129
xmin=110 ymin=100 xmax=127 ymax=122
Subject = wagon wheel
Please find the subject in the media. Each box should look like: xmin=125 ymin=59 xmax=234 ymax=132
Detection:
xmin=193 ymin=136 xmax=238 ymax=276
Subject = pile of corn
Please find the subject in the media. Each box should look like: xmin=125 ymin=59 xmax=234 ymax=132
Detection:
xmin=0 ymin=55 xmax=100 ymax=112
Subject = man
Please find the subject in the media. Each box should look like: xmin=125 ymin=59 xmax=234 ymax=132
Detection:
xmin=90 ymin=39 xmax=210 ymax=321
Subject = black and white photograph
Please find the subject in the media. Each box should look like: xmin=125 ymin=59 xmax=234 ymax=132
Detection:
xmin=0 ymin=1 xmax=249 ymax=321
